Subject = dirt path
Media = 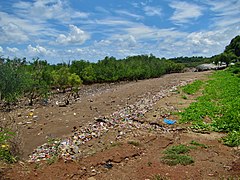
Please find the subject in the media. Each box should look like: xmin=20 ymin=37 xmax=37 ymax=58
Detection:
xmin=1 ymin=71 xmax=239 ymax=179
xmin=6 ymin=71 xmax=209 ymax=158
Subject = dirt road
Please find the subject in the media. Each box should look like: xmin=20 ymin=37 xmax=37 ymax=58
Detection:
xmin=9 ymin=71 xmax=208 ymax=158
xmin=2 ymin=72 xmax=209 ymax=158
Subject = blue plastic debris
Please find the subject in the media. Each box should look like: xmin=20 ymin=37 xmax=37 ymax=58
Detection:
xmin=163 ymin=118 xmax=176 ymax=125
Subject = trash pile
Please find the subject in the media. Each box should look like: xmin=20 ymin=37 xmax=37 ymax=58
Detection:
xmin=28 ymin=80 xmax=193 ymax=162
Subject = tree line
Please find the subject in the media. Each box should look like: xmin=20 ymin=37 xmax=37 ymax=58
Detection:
xmin=0 ymin=54 xmax=185 ymax=108
xmin=0 ymin=35 xmax=239 ymax=108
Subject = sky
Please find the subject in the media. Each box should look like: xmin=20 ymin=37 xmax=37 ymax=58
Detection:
xmin=0 ymin=0 xmax=240 ymax=64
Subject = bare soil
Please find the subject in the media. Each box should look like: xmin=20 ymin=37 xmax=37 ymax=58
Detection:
xmin=1 ymin=71 xmax=239 ymax=180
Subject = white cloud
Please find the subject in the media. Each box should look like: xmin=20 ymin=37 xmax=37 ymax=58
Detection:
xmin=6 ymin=47 xmax=20 ymax=53
xmin=115 ymin=10 xmax=143 ymax=20
xmin=0 ymin=0 xmax=89 ymax=46
xmin=95 ymin=6 xmax=110 ymax=14
xmin=56 ymin=25 xmax=90 ymax=45
xmin=0 ymin=46 xmax=3 ymax=54
xmin=205 ymin=0 xmax=240 ymax=28
xmin=94 ymin=40 xmax=112 ymax=46
xmin=95 ymin=18 xmax=136 ymax=27
xmin=125 ymin=24 xmax=186 ymax=41
xmin=112 ymin=34 xmax=137 ymax=48
xmin=27 ymin=45 xmax=53 ymax=56
xmin=0 ymin=22 xmax=29 ymax=43
xmin=207 ymin=0 xmax=240 ymax=16
xmin=144 ymin=6 xmax=162 ymax=16
xmin=13 ymin=0 xmax=88 ymax=23
xmin=0 ymin=11 xmax=60 ymax=44
xmin=169 ymin=1 xmax=203 ymax=24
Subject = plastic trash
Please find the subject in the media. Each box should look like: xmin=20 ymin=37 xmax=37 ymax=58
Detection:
xmin=103 ymin=162 xmax=113 ymax=169
xmin=163 ymin=118 xmax=176 ymax=125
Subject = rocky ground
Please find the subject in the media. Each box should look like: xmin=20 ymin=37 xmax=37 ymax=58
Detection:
xmin=1 ymin=71 xmax=239 ymax=180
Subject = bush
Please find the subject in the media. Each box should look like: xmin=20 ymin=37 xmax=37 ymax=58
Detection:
xmin=0 ymin=113 xmax=22 ymax=163
xmin=161 ymin=145 xmax=194 ymax=166
xmin=0 ymin=129 xmax=16 ymax=163
xmin=223 ymin=131 xmax=240 ymax=147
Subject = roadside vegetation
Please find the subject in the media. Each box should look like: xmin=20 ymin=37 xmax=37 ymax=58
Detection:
xmin=180 ymin=63 xmax=240 ymax=147
xmin=182 ymin=80 xmax=204 ymax=95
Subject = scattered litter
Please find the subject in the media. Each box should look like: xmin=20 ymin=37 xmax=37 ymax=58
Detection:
xmin=163 ymin=118 xmax=176 ymax=125
xmin=28 ymin=80 xmax=193 ymax=162
xmin=103 ymin=162 xmax=113 ymax=169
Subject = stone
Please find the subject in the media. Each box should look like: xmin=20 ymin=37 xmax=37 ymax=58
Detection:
xmin=87 ymin=177 xmax=96 ymax=180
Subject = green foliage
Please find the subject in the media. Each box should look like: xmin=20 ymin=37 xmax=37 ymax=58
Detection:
xmin=182 ymin=80 xmax=203 ymax=95
xmin=46 ymin=154 xmax=58 ymax=165
xmin=227 ymin=62 xmax=240 ymax=76
xmin=169 ymin=56 xmax=211 ymax=67
xmin=0 ymin=129 xmax=16 ymax=163
xmin=68 ymin=73 xmax=82 ymax=90
xmin=24 ymin=59 xmax=51 ymax=105
xmin=0 ymin=58 xmax=27 ymax=105
xmin=214 ymin=53 xmax=232 ymax=67
xmin=52 ymin=66 xmax=82 ymax=92
xmin=151 ymin=174 xmax=168 ymax=180
xmin=225 ymin=35 xmax=240 ymax=57
xmin=180 ymin=69 xmax=240 ymax=146
xmin=80 ymin=65 xmax=96 ymax=83
xmin=0 ymin=55 xmax=185 ymax=107
xmin=127 ymin=140 xmax=140 ymax=146
xmin=182 ymin=95 xmax=187 ymax=99
xmin=161 ymin=154 xmax=194 ymax=166
xmin=222 ymin=131 xmax=240 ymax=147
xmin=73 ymin=55 xmax=184 ymax=84
xmin=190 ymin=140 xmax=208 ymax=148
xmin=163 ymin=144 xmax=192 ymax=155
xmin=161 ymin=144 xmax=194 ymax=166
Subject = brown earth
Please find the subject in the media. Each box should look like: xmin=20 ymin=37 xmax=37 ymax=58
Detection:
xmin=1 ymin=71 xmax=240 ymax=180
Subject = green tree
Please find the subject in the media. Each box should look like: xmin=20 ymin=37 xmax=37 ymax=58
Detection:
xmin=225 ymin=35 xmax=240 ymax=57
xmin=0 ymin=58 xmax=27 ymax=109
xmin=51 ymin=67 xmax=70 ymax=92
xmin=52 ymin=66 xmax=82 ymax=93
xmin=70 ymin=60 xmax=90 ymax=76
xmin=25 ymin=59 xmax=51 ymax=105
xmin=219 ymin=53 xmax=231 ymax=67
xmin=81 ymin=65 xmax=96 ymax=84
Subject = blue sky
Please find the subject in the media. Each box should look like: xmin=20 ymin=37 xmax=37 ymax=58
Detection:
xmin=0 ymin=0 xmax=239 ymax=63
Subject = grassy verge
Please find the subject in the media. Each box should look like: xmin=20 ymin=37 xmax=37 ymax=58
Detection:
xmin=182 ymin=80 xmax=204 ymax=95
xmin=180 ymin=66 xmax=240 ymax=147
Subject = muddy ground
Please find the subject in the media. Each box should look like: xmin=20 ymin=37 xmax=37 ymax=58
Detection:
xmin=1 ymin=71 xmax=239 ymax=180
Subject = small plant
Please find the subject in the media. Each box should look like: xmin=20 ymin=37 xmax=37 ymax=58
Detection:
xmin=190 ymin=140 xmax=208 ymax=148
xmin=163 ymin=144 xmax=192 ymax=154
xmin=161 ymin=144 xmax=194 ymax=166
xmin=46 ymin=155 xmax=58 ymax=165
xmin=182 ymin=95 xmax=187 ymax=99
xmin=110 ymin=142 xmax=123 ymax=147
xmin=222 ymin=131 xmax=240 ymax=147
xmin=151 ymin=174 xmax=168 ymax=180
xmin=128 ymin=140 xmax=140 ymax=146
xmin=147 ymin=161 xmax=152 ymax=167
xmin=0 ymin=129 xmax=16 ymax=163
xmin=161 ymin=154 xmax=194 ymax=166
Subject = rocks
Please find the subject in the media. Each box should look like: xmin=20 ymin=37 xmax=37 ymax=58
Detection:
xmin=87 ymin=177 xmax=96 ymax=180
